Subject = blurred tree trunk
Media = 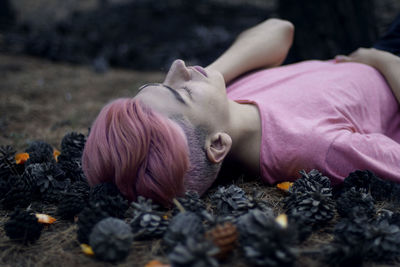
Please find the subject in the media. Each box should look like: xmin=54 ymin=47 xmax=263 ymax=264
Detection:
xmin=278 ymin=0 xmax=379 ymax=63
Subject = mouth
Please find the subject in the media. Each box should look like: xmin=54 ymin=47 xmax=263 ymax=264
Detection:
xmin=192 ymin=66 xmax=208 ymax=78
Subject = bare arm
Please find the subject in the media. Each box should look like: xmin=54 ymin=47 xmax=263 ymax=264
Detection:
xmin=206 ymin=18 xmax=294 ymax=84
xmin=336 ymin=48 xmax=400 ymax=105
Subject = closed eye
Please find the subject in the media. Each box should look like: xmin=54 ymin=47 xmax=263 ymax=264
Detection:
xmin=138 ymin=83 xmax=188 ymax=105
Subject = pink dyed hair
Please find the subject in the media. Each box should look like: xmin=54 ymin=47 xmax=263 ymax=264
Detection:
xmin=82 ymin=98 xmax=190 ymax=206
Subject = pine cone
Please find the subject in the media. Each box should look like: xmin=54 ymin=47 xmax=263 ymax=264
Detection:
xmin=77 ymin=203 xmax=110 ymax=244
xmin=284 ymin=184 xmax=335 ymax=226
xmin=322 ymin=243 xmax=364 ymax=267
xmin=237 ymin=210 xmax=297 ymax=267
xmin=343 ymin=170 xmax=373 ymax=191
xmin=25 ymin=163 xmax=65 ymax=192
xmin=0 ymin=175 xmax=10 ymax=198
xmin=168 ymin=237 xmax=219 ymax=267
xmin=57 ymin=154 xmax=86 ymax=182
xmin=25 ymin=140 xmax=53 ymax=156
xmin=331 ymin=215 xmax=400 ymax=264
xmin=131 ymin=196 xmax=162 ymax=218
xmin=2 ymin=175 xmax=32 ymax=209
xmin=211 ymin=185 xmax=250 ymax=216
xmin=89 ymin=217 xmax=133 ymax=262
xmin=43 ymin=178 xmax=71 ymax=203
xmin=205 ymin=222 xmax=238 ymax=260
xmin=91 ymin=194 xmax=128 ymax=218
xmin=89 ymin=183 xmax=128 ymax=218
xmin=377 ymin=210 xmax=400 ymax=227
xmin=130 ymin=212 xmax=169 ymax=240
xmin=25 ymin=151 xmax=55 ymax=165
xmin=199 ymin=209 xmax=238 ymax=227
xmin=0 ymin=145 xmax=17 ymax=178
xmin=236 ymin=209 xmax=275 ymax=245
xmin=370 ymin=178 xmax=393 ymax=202
xmin=336 ymin=187 xmax=375 ymax=218
xmin=90 ymin=182 xmax=121 ymax=201
xmin=344 ymin=170 xmax=393 ymax=202
xmin=61 ymin=132 xmax=86 ymax=159
xmin=173 ymin=191 xmax=206 ymax=215
xmin=0 ymin=146 xmax=15 ymax=198
xmin=287 ymin=211 xmax=313 ymax=242
xmin=57 ymin=193 xmax=87 ymax=220
xmin=0 ymin=145 xmax=16 ymax=161
xmin=24 ymin=162 xmax=69 ymax=203
xmin=4 ymin=209 xmax=44 ymax=244
xmin=25 ymin=140 xmax=54 ymax=165
xmin=333 ymin=215 xmax=370 ymax=247
xmin=247 ymin=190 xmax=273 ymax=214
xmin=163 ymin=211 xmax=204 ymax=250
xmin=390 ymin=183 xmax=400 ymax=203
xmin=290 ymin=169 xmax=331 ymax=194
xmin=365 ymin=220 xmax=400 ymax=262
xmin=68 ymin=180 xmax=90 ymax=200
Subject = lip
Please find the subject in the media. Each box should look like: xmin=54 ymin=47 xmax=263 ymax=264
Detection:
xmin=192 ymin=66 xmax=208 ymax=78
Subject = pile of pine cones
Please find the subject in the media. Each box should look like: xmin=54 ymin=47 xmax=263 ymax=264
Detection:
xmin=2 ymin=133 xmax=400 ymax=266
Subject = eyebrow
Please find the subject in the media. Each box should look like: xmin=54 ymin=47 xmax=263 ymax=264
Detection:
xmin=138 ymin=83 xmax=187 ymax=105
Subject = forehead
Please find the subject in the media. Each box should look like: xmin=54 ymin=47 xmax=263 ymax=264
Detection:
xmin=134 ymin=84 xmax=186 ymax=116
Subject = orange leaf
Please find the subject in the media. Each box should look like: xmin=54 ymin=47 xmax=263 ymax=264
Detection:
xmin=81 ymin=244 xmax=94 ymax=256
xmin=275 ymin=214 xmax=288 ymax=228
xmin=276 ymin=181 xmax=293 ymax=192
xmin=53 ymin=149 xmax=61 ymax=162
xmin=145 ymin=260 xmax=171 ymax=267
xmin=15 ymin=153 xmax=29 ymax=164
xmin=35 ymin=213 xmax=57 ymax=224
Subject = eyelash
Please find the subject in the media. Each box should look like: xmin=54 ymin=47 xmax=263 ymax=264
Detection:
xmin=183 ymin=86 xmax=193 ymax=97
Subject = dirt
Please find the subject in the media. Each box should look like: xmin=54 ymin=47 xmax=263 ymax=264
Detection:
xmin=0 ymin=52 xmax=164 ymax=151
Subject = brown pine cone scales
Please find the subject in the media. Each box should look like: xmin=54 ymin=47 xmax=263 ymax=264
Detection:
xmin=205 ymin=222 xmax=238 ymax=260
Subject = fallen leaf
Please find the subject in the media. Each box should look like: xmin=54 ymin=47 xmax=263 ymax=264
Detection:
xmin=275 ymin=214 xmax=288 ymax=228
xmin=81 ymin=244 xmax=94 ymax=256
xmin=15 ymin=153 xmax=29 ymax=164
xmin=145 ymin=260 xmax=171 ymax=267
xmin=35 ymin=213 xmax=57 ymax=224
xmin=276 ymin=181 xmax=293 ymax=192
xmin=53 ymin=149 xmax=61 ymax=162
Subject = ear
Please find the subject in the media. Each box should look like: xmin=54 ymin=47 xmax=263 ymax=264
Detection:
xmin=206 ymin=132 xmax=232 ymax=164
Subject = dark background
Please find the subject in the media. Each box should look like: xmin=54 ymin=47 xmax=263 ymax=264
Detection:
xmin=1 ymin=0 xmax=399 ymax=72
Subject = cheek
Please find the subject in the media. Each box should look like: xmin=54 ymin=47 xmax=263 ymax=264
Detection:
xmin=194 ymin=89 xmax=228 ymax=122
xmin=202 ymin=83 xmax=227 ymax=108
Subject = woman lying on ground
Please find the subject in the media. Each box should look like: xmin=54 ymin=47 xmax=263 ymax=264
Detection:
xmin=82 ymin=16 xmax=400 ymax=206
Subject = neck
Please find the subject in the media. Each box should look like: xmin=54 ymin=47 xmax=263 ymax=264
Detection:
xmin=225 ymin=100 xmax=262 ymax=175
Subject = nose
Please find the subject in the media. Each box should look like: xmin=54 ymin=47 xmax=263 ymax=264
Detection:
xmin=164 ymin=59 xmax=191 ymax=84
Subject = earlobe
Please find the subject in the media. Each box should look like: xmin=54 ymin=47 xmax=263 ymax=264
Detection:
xmin=206 ymin=132 xmax=232 ymax=163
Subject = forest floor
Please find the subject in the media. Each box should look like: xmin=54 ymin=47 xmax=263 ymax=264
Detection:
xmin=0 ymin=53 xmax=396 ymax=267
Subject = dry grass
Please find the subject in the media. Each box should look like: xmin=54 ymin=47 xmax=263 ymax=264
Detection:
xmin=0 ymin=53 xmax=164 ymax=151
xmin=0 ymin=180 xmax=299 ymax=267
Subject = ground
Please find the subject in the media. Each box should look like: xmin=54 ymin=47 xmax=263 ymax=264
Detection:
xmin=0 ymin=53 xmax=164 ymax=151
xmin=0 ymin=53 xmax=396 ymax=267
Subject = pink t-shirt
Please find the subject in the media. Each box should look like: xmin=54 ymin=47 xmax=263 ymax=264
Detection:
xmin=227 ymin=60 xmax=400 ymax=185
